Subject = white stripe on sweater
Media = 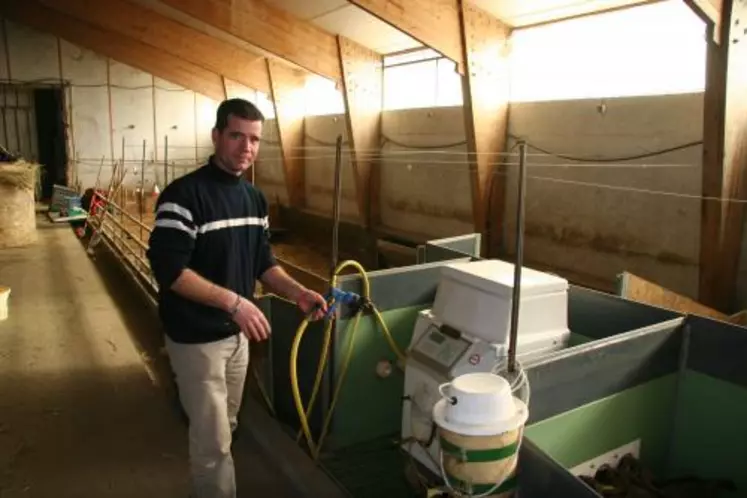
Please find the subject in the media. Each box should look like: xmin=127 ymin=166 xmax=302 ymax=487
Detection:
xmin=154 ymin=219 xmax=197 ymax=238
xmin=197 ymin=216 xmax=269 ymax=234
xmin=157 ymin=202 xmax=193 ymax=222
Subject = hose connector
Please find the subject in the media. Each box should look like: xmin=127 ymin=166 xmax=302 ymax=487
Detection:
xmin=323 ymin=287 xmax=363 ymax=318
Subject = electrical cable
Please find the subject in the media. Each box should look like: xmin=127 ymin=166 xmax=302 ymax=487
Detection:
xmin=382 ymin=134 xmax=468 ymax=150
xmin=305 ymin=134 xmax=350 ymax=147
xmin=0 ymin=77 xmax=194 ymax=92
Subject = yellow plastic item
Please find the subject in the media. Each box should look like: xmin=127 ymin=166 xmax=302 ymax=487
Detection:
xmin=290 ymin=259 xmax=405 ymax=460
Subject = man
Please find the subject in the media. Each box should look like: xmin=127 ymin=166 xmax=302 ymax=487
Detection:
xmin=147 ymin=98 xmax=327 ymax=498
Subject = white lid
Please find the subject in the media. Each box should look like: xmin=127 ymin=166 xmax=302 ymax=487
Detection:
xmin=433 ymin=373 xmax=528 ymax=436
xmin=440 ymin=259 xmax=568 ymax=298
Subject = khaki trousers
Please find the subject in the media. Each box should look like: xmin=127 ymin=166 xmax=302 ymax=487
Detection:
xmin=165 ymin=333 xmax=249 ymax=498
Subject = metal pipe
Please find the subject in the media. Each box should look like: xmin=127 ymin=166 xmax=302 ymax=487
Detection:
xmin=13 ymin=87 xmax=20 ymax=153
xmin=164 ymin=134 xmax=168 ymax=186
xmin=102 ymin=211 xmax=149 ymax=252
xmin=94 ymin=194 xmax=153 ymax=233
xmin=330 ymin=135 xmax=343 ymax=278
xmin=25 ymin=105 xmax=33 ymax=161
xmin=508 ymin=141 xmax=528 ymax=374
xmin=100 ymin=225 xmax=152 ymax=280
xmin=140 ymin=139 xmax=146 ymax=254
xmin=119 ymin=136 xmax=126 ymax=250
xmin=93 ymin=156 xmax=105 ymax=191
xmin=2 ymin=86 xmax=8 ymax=148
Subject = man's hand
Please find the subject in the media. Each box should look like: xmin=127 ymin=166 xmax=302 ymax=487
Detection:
xmin=260 ymin=266 xmax=328 ymax=321
xmin=232 ymin=296 xmax=271 ymax=342
xmin=296 ymin=288 xmax=328 ymax=321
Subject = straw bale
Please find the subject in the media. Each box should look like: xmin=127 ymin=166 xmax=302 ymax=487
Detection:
xmin=0 ymin=162 xmax=38 ymax=248
xmin=0 ymin=161 xmax=40 ymax=191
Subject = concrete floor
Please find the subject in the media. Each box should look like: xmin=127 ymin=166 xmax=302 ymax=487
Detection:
xmin=0 ymin=217 xmax=301 ymax=498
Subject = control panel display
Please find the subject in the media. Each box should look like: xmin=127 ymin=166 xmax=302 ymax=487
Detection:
xmin=414 ymin=326 xmax=471 ymax=369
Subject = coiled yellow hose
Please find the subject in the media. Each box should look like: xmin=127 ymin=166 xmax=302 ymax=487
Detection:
xmin=290 ymin=259 xmax=405 ymax=460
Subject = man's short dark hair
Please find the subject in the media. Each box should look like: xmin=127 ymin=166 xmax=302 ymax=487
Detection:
xmin=214 ymin=98 xmax=265 ymax=131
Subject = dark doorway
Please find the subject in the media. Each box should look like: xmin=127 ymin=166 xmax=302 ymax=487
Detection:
xmin=34 ymin=87 xmax=68 ymax=201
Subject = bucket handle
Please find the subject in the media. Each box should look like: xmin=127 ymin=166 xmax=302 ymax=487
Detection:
xmin=438 ymin=383 xmax=457 ymax=405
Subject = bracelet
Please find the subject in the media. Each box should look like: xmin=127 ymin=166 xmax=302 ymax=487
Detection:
xmin=229 ymin=293 xmax=241 ymax=316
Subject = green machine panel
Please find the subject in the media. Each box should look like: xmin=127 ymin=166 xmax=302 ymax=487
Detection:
xmin=325 ymin=305 xmax=426 ymax=451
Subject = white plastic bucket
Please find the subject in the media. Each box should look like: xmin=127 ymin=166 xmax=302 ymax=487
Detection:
xmin=0 ymin=286 xmax=10 ymax=321
xmin=433 ymin=373 xmax=529 ymax=497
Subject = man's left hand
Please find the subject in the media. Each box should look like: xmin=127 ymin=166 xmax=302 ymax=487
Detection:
xmin=296 ymin=288 xmax=328 ymax=321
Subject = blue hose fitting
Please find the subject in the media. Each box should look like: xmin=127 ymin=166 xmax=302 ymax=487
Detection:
xmin=324 ymin=288 xmax=362 ymax=318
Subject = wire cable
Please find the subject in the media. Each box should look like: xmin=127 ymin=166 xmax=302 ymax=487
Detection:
xmin=508 ymin=133 xmax=703 ymax=163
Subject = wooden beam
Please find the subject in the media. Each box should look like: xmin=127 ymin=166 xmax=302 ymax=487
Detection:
xmin=37 ymin=0 xmax=269 ymax=93
xmin=684 ymin=0 xmax=723 ymax=43
xmin=684 ymin=0 xmax=722 ymax=25
xmin=520 ymin=0 xmax=663 ymax=28
xmin=348 ymin=0 xmax=464 ymax=69
xmin=337 ymin=36 xmax=383 ymax=228
xmin=267 ymin=59 xmax=306 ymax=208
xmin=0 ymin=1 xmax=225 ymax=101
xmin=160 ymin=0 xmax=341 ymax=81
xmin=699 ymin=0 xmax=747 ymax=311
xmin=458 ymin=1 xmax=511 ymax=255
xmin=339 ymin=1 xmax=510 ymax=245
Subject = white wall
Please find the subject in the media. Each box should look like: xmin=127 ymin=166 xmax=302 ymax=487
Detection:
xmin=505 ymin=93 xmax=704 ymax=297
xmin=0 ymin=18 xmax=239 ymax=192
xmin=380 ymin=107 xmax=472 ymax=238
xmin=262 ymin=108 xmax=473 ymax=235
xmin=272 ymin=95 xmax=706 ymax=300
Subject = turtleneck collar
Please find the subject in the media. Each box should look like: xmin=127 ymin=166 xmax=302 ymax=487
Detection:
xmin=206 ymin=155 xmax=242 ymax=185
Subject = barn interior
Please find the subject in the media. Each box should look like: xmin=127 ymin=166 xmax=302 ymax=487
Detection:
xmin=0 ymin=0 xmax=746 ymax=497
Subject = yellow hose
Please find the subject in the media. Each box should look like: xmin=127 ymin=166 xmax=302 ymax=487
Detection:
xmin=294 ymin=318 xmax=334 ymax=444
xmin=289 ymin=259 xmax=405 ymax=460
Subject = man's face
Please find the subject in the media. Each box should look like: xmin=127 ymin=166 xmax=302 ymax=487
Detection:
xmin=212 ymin=114 xmax=263 ymax=175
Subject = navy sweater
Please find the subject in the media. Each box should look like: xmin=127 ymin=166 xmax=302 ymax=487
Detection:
xmin=146 ymin=157 xmax=277 ymax=344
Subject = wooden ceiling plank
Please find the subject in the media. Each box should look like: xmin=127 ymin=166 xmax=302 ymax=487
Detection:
xmin=267 ymin=60 xmax=306 ymax=208
xmin=348 ymin=0 xmax=464 ymax=69
xmin=36 ymin=0 xmax=269 ymax=93
xmin=160 ymin=0 xmax=341 ymax=81
xmin=0 ymin=1 xmax=225 ymax=101
xmin=337 ymin=35 xmax=383 ymax=228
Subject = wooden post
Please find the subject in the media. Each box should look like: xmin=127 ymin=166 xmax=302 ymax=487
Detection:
xmin=337 ymin=36 xmax=383 ymax=229
xmin=267 ymin=60 xmax=306 ymax=208
xmin=698 ymin=0 xmax=747 ymax=311
xmin=458 ymin=1 xmax=511 ymax=256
